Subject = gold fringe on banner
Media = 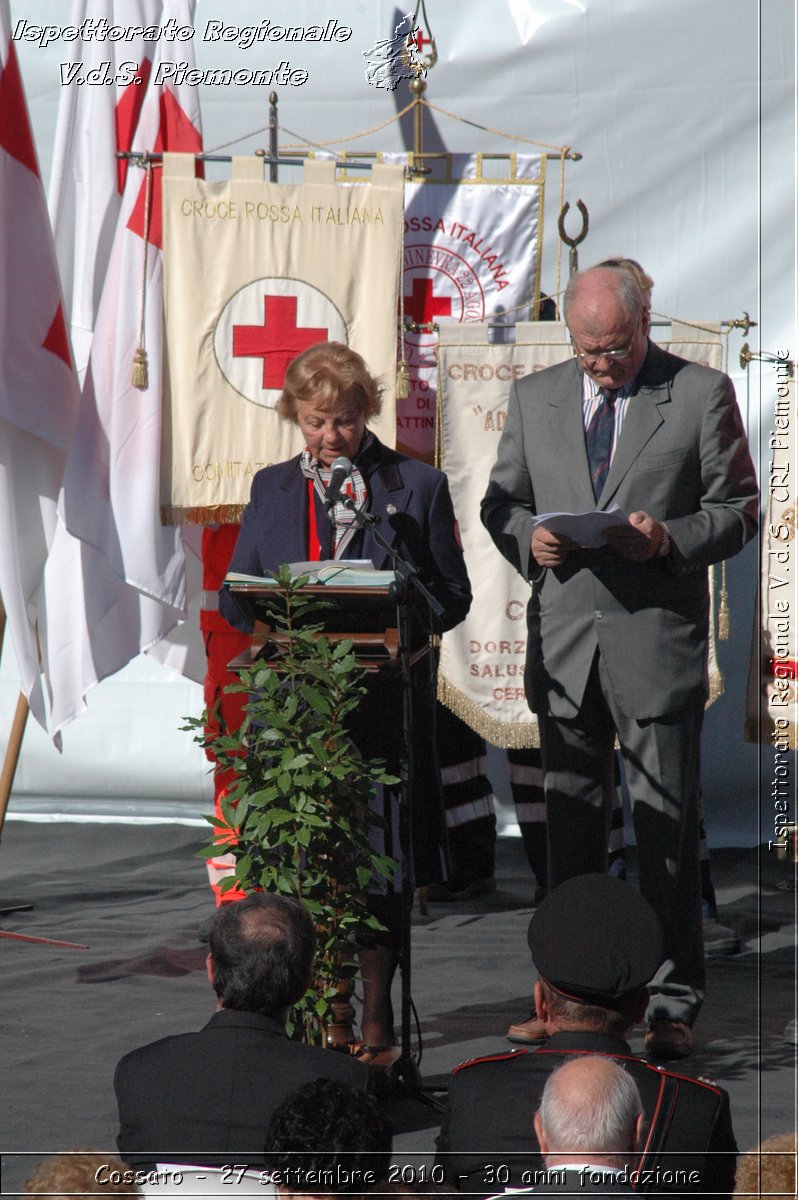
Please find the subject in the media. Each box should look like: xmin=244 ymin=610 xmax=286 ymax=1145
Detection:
xmin=438 ymin=668 xmax=725 ymax=749
xmin=437 ymin=673 xmax=541 ymax=749
xmin=160 ymin=504 xmax=247 ymax=526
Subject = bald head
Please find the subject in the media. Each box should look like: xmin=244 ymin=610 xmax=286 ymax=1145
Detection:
xmin=563 ymin=267 xmax=649 ymax=390
xmin=564 ymin=267 xmax=644 ymax=328
xmin=535 ymin=1057 xmax=643 ymax=1168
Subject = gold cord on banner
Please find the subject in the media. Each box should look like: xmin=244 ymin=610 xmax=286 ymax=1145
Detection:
xmin=131 ymin=160 xmax=154 ymax=390
xmin=418 ymin=98 xmax=572 ymax=154
xmin=278 ymin=105 xmax=417 ymax=152
xmin=434 ymin=344 xmax=443 ymax=470
xmin=396 ymin=220 xmax=409 ymax=401
xmin=204 ymin=93 xmax=577 ymax=161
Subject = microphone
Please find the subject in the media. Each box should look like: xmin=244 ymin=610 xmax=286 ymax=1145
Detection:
xmin=323 ymin=456 xmax=352 ymax=512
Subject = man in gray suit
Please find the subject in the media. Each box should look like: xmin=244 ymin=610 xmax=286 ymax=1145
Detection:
xmin=481 ymin=266 xmax=758 ymax=1058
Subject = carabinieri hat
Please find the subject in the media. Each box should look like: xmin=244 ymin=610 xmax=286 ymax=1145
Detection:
xmin=527 ymin=874 xmax=664 ymax=1009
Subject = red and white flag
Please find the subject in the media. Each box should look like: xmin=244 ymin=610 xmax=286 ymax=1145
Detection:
xmin=0 ymin=0 xmax=81 ymax=729
xmin=49 ymin=0 xmax=161 ymax=382
xmin=41 ymin=0 xmax=204 ymax=734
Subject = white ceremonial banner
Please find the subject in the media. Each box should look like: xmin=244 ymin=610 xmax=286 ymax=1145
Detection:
xmin=0 ymin=0 xmax=81 ymax=731
xmin=438 ymin=321 xmax=728 ymax=742
xmin=747 ymin=375 xmax=797 ymax=755
xmin=436 ymin=323 xmax=558 ymax=746
xmin=48 ymin=0 xmax=163 ymax=382
xmin=44 ymin=0 xmax=203 ymax=735
xmin=161 ymin=156 xmax=404 ymax=520
xmin=389 ymin=153 xmax=544 ymax=463
xmin=660 ymin=320 xmax=724 ymax=373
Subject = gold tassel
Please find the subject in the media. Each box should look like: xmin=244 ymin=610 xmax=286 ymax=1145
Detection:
xmin=718 ymin=588 xmax=730 ymax=640
xmin=396 ymin=358 xmax=410 ymax=399
xmin=131 ymin=347 xmax=148 ymax=390
xmin=718 ymin=561 xmax=730 ymax=640
xmin=132 ymin=159 xmax=153 ymax=391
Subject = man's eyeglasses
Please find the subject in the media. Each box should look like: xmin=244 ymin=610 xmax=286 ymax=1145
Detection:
xmin=571 ymin=340 xmax=635 ymax=363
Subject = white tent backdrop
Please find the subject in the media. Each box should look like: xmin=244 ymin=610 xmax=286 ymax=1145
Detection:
xmin=1 ymin=0 xmax=794 ymax=842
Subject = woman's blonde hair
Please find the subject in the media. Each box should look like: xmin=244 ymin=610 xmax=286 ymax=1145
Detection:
xmin=735 ymin=1132 xmax=797 ymax=1198
xmin=277 ymin=341 xmax=383 ymax=423
xmin=23 ymin=1152 xmax=141 ymax=1198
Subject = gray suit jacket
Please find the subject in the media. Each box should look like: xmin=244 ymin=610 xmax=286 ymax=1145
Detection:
xmin=481 ymin=342 xmax=758 ymax=720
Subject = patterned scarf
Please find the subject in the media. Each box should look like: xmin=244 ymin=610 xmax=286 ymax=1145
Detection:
xmin=299 ymin=432 xmax=372 ymax=559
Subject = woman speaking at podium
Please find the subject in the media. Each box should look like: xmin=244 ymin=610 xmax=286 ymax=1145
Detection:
xmin=219 ymin=341 xmax=472 ymax=1062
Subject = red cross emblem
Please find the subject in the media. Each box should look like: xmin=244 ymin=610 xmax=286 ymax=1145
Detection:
xmin=215 ymin=279 xmax=347 ymax=409
xmin=232 ymin=295 xmax=327 ymax=390
xmin=404 ymin=277 xmax=452 ymax=324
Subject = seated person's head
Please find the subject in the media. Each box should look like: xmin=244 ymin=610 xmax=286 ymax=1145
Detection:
xmin=263 ymin=1077 xmax=392 ymax=1196
xmin=23 ymin=1152 xmax=141 ymax=1199
xmin=537 ymin=978 xmax=645 ymax=1039
xmin=534 ymin=1057 xmax=644 ymax=1170
xmin=208 ymin=894 xmax=315 ymax=1018
xmin=735 ymin=1132 xmax=797 ymax=1198
xmin=527 ymin=874 xmax=663 ymax=1037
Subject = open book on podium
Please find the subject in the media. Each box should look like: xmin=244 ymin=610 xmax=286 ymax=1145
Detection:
xmin=223 ymin=561 xmax=429 ymax=672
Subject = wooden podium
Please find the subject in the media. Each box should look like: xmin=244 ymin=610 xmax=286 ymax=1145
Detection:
xmin=225 ymin=582 xmax=431 ymax=673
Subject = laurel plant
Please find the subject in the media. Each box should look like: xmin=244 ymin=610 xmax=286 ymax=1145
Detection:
xmin=184 ymin=565 xmax=398 ymax=1044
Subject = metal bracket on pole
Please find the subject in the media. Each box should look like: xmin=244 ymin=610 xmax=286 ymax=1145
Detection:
xmin=739 ymin=343 xmax=795 ymax=374
xmin=558 ymin=199 xmax=589 ymax=275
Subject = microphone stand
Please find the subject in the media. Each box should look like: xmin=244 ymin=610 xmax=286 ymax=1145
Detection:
xmin=341 ymin=497 xmax=444 ymax=1105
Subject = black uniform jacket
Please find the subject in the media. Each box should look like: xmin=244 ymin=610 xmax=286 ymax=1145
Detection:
xmin=435 ymin=1031 xmax=737 ymax=1199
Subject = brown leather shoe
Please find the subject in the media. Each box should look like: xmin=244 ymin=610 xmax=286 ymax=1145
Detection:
xmin=507 ymin=1014 xmax=549 ymax=1044
xmin=645 ymin=1018 xmax=694 ymax=1060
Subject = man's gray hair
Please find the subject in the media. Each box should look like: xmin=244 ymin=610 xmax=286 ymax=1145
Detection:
xmin=563 ymin=267 xmax=645 ymax=325
xmin=538 ymin=1057 xmax=643 ymax=1163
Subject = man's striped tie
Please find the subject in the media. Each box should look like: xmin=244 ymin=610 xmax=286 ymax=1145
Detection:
xmin=586 ymin=388 xmax=617 ymax=499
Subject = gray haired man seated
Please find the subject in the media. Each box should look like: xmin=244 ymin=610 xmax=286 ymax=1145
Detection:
xmin=504 ymin=1057 xmax=645 ymax=1196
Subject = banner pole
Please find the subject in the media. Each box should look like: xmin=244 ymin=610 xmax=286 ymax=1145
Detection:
xmin=0 ymin=598 xmax=31 ymax=839
xmin=0 ymin=693 xmax=29 ymax=838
